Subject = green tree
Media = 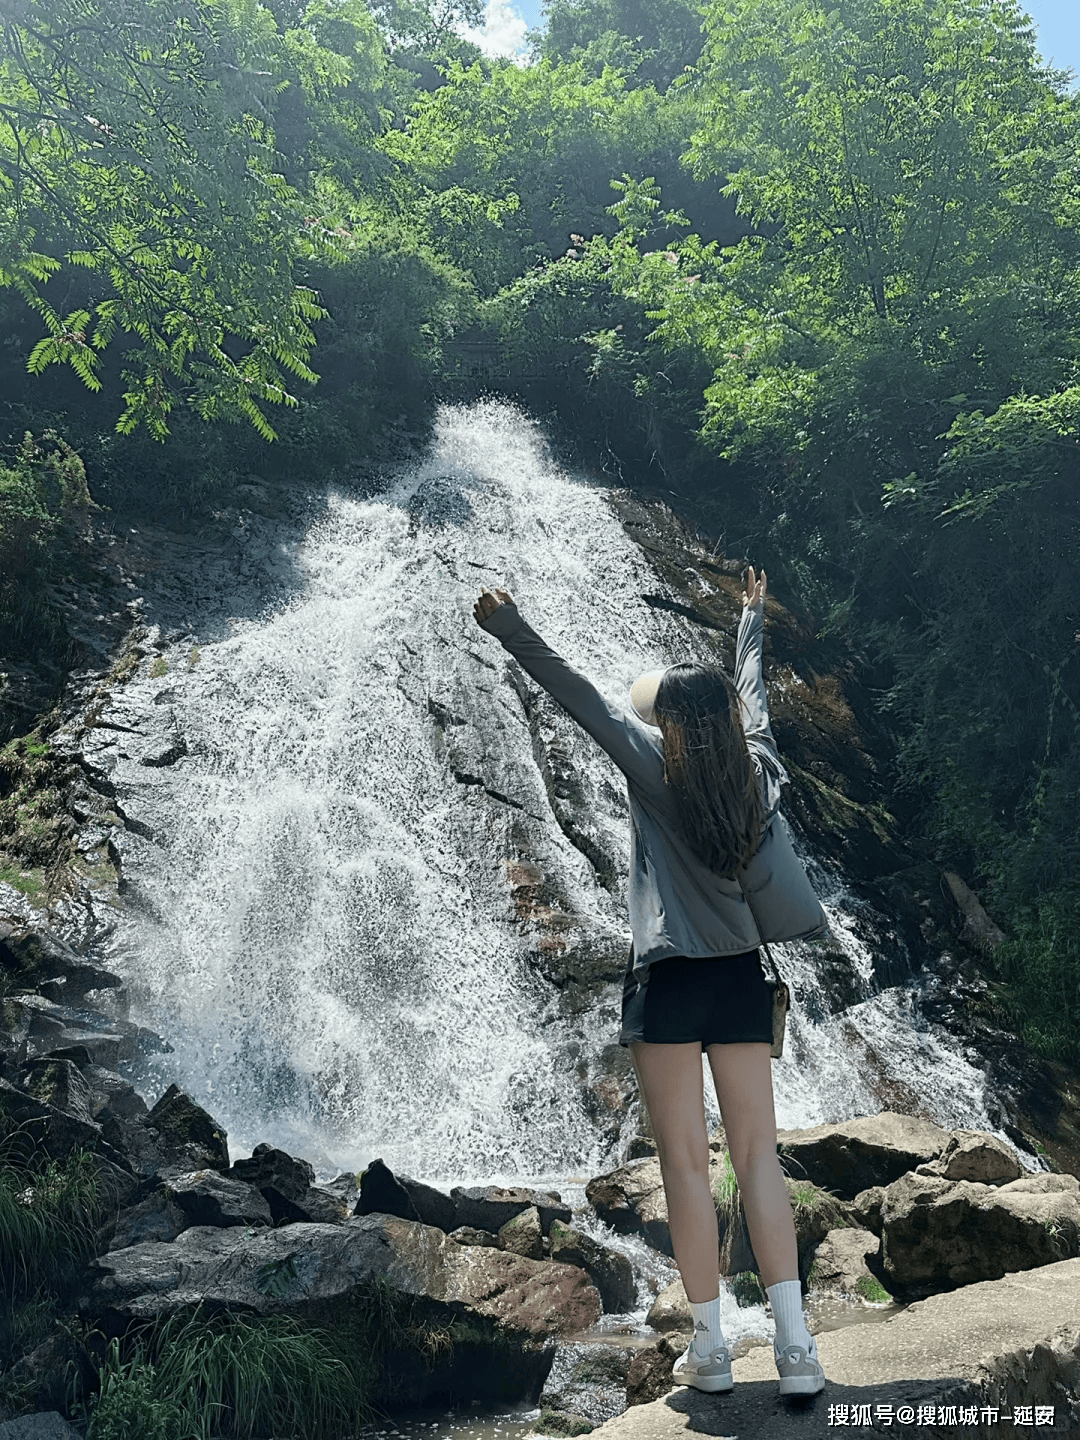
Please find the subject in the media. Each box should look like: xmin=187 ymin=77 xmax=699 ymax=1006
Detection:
xmin=0 ymin=0 xmax=355 ymax=441
xmin=537 ymin=0 xmax=706 ymax=90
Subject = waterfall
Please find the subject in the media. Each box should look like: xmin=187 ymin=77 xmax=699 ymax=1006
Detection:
xmin=97 ymin=399 xmax=1035 ymax=1184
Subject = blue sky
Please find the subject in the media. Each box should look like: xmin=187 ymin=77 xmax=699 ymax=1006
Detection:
xmin=462 ymin=0 xmax=1079 ymax=80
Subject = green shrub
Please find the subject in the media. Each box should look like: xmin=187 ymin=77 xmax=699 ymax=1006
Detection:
xmin=149 ymin=657 xmax=168 ymax=678
xmin=729 ymin=1270 xmax=766 ymax=1307
xmin=86 ymin=1340 xmax=184 ymax=1440
xmin=0 ymin=429 xmax=92 ymax=656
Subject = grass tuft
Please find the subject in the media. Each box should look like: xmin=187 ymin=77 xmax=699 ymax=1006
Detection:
xmin=80 ymin=1301 xmax=384 ymax=1440
xmin=0 ymin=1140 xmax=101 ymax=1303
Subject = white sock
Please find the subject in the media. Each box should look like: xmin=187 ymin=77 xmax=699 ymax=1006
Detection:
xmin=766 ymin=1279 xmax=815 ymax=1355
xmin=688 ymin=1294 xmax=727 ymax=1357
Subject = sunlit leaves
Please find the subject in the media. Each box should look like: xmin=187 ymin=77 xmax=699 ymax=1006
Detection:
xmin=0 ymin=0 xmax=369 ymax=440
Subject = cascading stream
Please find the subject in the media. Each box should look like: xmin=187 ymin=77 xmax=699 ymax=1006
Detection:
xmin=99 ymin=399 xmax=1035 ymax=1185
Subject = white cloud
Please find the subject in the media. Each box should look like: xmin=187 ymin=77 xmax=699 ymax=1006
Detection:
xmin=459 ymin=0 xmax=529 ymax=60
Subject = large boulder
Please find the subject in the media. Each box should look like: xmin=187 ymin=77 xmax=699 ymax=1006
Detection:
xmin=83 ymin=1064 xmax=149 ymax=1122
xmin=0 ymin=1076 xmax=101 ymax=1160
xmin=450 ymin=1183 xmax=572 ymax=1238
xmin=498 ymin=1205 xmax=544 ymax=1260
xmin=85 ymin=1212 xmax=602 ymax=1341
xmin=549 ymin=1220 xmax=636 ymax=1314
xmin=849 ymin=1184 xmax=887 ymax=1236
xmin=228 ymin=1143 xmax=346 ymax=1225
xmin=0 ymin=1417 xmax=84 ymax=1439
xmin=775 ymin=1111 xmax=954 ymax=1199
xmin=163 ymin=1170 xmax=273 ymax=1228
xmin=644 ymin=1278 xmax=691 ymax=1333
xmin=107 ymin=1190 xmax=188 ymax=1250
xmin=229 ymin=1143 xmax=314 ymax=1196
xmin=881 ymin=1171 xmax=1080 ymax=1291
xmin=270 ymin=1186 xmax=350 ymax=1226
xmin=625 ymin=1334 xmax=687 ymax=1407
xmin=916 ymin=1131 xmax=1023 ymax=1186
xmin=15 ymin=1058 xmax=96 ymax=1127
xmin=585 ymin=1157 xmax=673 ymax=1254
xmin=354 ymin=1157 xmax=458 ymax=1231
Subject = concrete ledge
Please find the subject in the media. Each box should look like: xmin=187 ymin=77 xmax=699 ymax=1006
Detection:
xmin=586 ymin=1258 xmax=1080 ymax=1438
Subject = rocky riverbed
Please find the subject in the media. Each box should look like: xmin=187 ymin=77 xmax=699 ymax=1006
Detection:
xmin=2 ymin=900 xmax=1080 ymax=1435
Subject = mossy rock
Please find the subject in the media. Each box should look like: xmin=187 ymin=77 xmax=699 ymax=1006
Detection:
xmin=854 ymin=1273 xmax=892 ymax=1304
xmin=529 ymin=1409 xmax=595 ymax=1437
xmin=729 ymin=1270 xmax=767 ymax=1308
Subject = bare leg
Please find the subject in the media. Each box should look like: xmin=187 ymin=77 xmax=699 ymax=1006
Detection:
xmin=629 ymin=1040 xmax=719 ymax=1303
xmin=705 ymin=1041 xmax=798 ymax=1286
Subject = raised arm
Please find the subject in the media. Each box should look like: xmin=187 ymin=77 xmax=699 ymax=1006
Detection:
xmin=473 ymin=589 xmax=666 ymax=798
xmin=735 ymin=568 xmax=790 ymax=816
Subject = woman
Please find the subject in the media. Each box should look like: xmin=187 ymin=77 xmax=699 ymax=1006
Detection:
xmin=473 ymin=567 xmax=828 ymax=1399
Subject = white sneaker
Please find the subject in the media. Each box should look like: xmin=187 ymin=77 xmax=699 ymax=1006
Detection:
xmin=774 ymin=1333 xmax=825 ymax=1396
xmin=672 ymin=1335 xmax=734 ymax=1393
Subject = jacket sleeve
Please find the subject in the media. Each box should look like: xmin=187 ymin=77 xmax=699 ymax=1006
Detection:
xmin=478 ymin=601 xmax=666 ymax=797
xmin=735 ymin=603 xmax=790 ymax=814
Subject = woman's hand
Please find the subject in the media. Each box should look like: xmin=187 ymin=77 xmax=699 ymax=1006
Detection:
xmin=742 ymin=565 xmax=767 ymax=609
xmin=473 ymin=584 xmax=515 ymax=627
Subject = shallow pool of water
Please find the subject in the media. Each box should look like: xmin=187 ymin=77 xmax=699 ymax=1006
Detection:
xmin=353 ymin=1290 xmax=913 ymax=1439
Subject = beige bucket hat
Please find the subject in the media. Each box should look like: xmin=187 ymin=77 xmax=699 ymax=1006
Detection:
xmin=629 ymin=668 xmax=669 ymax=727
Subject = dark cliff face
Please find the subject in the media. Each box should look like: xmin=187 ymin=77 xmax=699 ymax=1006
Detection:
xmin=603 ymin=486 xmax=909 ymax=883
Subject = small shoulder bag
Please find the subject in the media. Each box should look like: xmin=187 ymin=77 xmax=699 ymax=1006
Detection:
xmin=735 ymin=867 xmax=791 ymax=1059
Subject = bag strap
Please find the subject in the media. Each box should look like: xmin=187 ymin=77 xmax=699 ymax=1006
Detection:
xmin=735 ymin=864 xmax=784 ymax=987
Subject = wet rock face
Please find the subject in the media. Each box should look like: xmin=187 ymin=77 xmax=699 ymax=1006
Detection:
xmin=540 ymin=1341 xmax=632 ymax=1426
xmin=625 ymin=1332 xmax=686 ymax=1407
xmin=604 ymin=489 xmax=906 ymax=874
xmin=144 ymin=1084 xmax=229 ymax=1172
xmin=549 ymin=1219 xmax=636 ymax=1314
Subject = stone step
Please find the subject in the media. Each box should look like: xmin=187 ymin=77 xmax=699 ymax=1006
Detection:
xmin=586 ymin=1257 xmax=1080 ymax=1438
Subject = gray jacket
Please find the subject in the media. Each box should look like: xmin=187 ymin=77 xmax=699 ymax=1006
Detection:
xmin=478 ymin=599 xmax=830 ymax=973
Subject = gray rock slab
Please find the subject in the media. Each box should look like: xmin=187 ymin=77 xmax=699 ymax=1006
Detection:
xmin=0 ymin=1417 xmax=83 ymax=1440
xmin=588 ymin=1257 xmax=1080 ymax=1438
xmin=86 ymin=1212 xmax=602 ymax=1339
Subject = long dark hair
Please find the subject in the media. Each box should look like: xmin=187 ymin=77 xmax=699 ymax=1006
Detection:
xmin=653 ymin=662 xmax=766 ymax=879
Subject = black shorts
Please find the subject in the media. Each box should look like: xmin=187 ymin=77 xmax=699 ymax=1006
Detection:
xmin=618 ymin=944 xmax=776 ymax=1048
